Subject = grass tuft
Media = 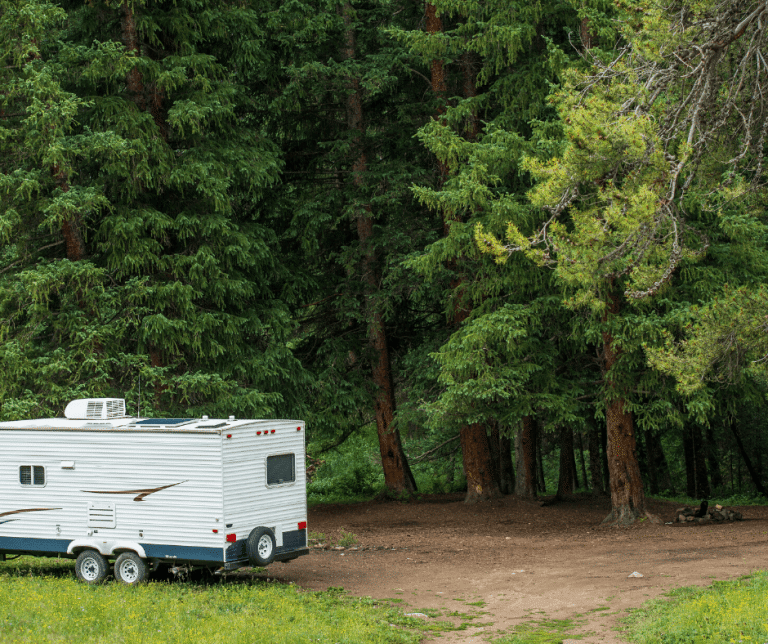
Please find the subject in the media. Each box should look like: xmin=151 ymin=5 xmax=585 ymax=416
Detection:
xmin=494 ymin=617 xmax=586 ymax=643
xmin=621 ymin=571 xmax=768 ymax=643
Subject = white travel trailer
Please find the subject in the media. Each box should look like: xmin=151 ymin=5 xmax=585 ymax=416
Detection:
xmin=0 ymin=398 xmax=309 ymax=584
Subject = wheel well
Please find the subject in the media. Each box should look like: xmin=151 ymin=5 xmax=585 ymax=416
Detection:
xmin=112 ymin=548 xmax=141 ymax=557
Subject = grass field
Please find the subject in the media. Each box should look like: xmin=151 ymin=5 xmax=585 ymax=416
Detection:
xmin=0 ymin=557 xmax=437 ymax=644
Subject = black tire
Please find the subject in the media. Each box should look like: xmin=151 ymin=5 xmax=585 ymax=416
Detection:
xmin=114 ymin=552 xmax=148 ymax=585
xmin=246 ymin=527 xmax=276 ymax=566
xmin=75 ymin=549 xmax=109 ymax=584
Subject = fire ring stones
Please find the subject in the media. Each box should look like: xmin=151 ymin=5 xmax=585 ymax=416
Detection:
xmin=674 ymin=504 xmax=743 ymax=524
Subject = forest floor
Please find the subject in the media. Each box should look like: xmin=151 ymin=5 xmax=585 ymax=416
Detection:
xmin=253 ymin=494 xmax=768 ymax=643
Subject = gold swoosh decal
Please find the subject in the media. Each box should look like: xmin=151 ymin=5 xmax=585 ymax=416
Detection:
xmin=0 ymin=508 xmax=62 ymax=524
xmin=82 ymin=480 xmax=187 ymax=502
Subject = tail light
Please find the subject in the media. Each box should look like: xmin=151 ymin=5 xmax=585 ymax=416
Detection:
xmin=298 ymin=521 xmax=307 ymax=530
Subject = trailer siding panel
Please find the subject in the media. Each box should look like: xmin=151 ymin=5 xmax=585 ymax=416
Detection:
xmin=0 ymin=429 xmax=225 ymax=554
xmin=221 ymin=421 xmax=307 ymax=550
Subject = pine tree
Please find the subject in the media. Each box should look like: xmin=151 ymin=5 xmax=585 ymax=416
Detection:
xmin=0 ymin=0 xmax=307 ymax=420
xmin=261 ymin=0 xmax=439 ymax=492
xmin=397 ymin=0 xmax=600 ymax=501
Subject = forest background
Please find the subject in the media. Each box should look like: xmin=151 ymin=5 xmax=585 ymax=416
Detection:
xmin=2 ymin=0 xmax=768 ymax=525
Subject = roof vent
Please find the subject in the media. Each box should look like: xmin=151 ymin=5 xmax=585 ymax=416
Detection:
xmin=65 ymin=398 xmax=127 ymax=420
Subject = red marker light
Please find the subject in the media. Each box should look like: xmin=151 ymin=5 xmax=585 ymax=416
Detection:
xmin=271 ymin=429 xmax=275 ymax=434
xmin=212 ymin=529 xmax=218 ymax=533
xmin=298 ymin=521 xmax=307 ymax=530
xmin=226 ymin=434 xmax=232 ymax=438
xmin=226 ymin=534 xmax=237 ymax=543
xmin=256 ymin=431 xmax=261 ymax=435
xmin=297 ymin=426 xmax=301 ymax=431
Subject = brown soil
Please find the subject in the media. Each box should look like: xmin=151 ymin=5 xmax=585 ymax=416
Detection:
xmin=260 ymin=494 xmax=768 ymax=643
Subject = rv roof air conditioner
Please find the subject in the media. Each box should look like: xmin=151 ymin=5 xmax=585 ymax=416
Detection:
xmin=64 ymin=398 xmax=127 ymax=420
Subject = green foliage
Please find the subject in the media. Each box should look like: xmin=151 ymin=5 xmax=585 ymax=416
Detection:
xmin=0 ymin=0 xmax=312 ymax=420
xmin=648 ymin=285 xmax=768 ymax=395
xmin=307 ymin=427 xmax=384 ymax=505
xmin=0 ymin=557 xmax=427 ymax=644
xmin=622 ymin=572 xmax=768 ymax=644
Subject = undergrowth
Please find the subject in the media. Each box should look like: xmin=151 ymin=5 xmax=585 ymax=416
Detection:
xmin=649 ymin=492 xmax=768 ymax=506
xmin=622 ymin=571 xmax=768 ymax=643
xmin=307 ymin=425 xmax=468 ymax=506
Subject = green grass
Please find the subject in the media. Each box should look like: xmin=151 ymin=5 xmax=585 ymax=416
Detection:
xmin=0 ymin=557 xmax=436 ymax=644
xmin=494 ymin=617 xmax=586 ymax=643
xmin=622 ymin=571 xmax=768 ymax=643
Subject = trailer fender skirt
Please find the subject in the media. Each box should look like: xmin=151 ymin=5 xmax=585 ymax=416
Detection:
xmin=67 ymin=539 xmax=146 ymax=559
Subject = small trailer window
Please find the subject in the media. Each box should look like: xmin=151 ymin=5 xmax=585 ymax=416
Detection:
xmin=266 ymin=454 xmax=295 ymax=486
xmin=19 ymin=465 xmax=45 ymax=486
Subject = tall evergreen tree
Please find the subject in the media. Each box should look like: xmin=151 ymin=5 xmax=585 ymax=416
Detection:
xmin=0 ymin=0 xmax=307 ymax=419
xmin=397 ymin=0 xmax=602 ymax=501
xmin=261 ymin=0 xmax=439 ymax=492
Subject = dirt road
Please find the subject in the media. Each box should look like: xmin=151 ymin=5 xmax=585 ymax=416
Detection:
xmin=262 ymin=494 xmax=768 ymax=643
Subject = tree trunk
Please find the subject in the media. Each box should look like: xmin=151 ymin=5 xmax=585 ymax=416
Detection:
xmin=576 ymin=430 xmax=589 ymax=492
xmin=570 ymin=430 xmax=580 ymax=489
xmin=588 ymin=422 xmax=605 ymax=495
xmin=425 ymin=3 xmax=447 ymax=102
xmin=644 ymin=430 xmax=674 ymax=494
xmin=682 ymin=427 xmax=696 ymax=498
xmin=515 ymin=416 xmax=537 ymax=497
xmin=727 ymin=419 xmax=768 ymax=497
xmin=600 ymin=423 xmax=610 ymax=493
xmin=683 ymin=425 xmax=710 ymax=498
xmin=51 ymin=151 xmax=85 ymax=261
xmin=460 ymin=52 xmax=478 ymax=140
xmin=425 ymin=2 xmax=447 ymax=185
xmin=121 ymin=1 xmax=145 ymax=109
xmin=635 ymin=425 xmax=651 ymax=492
xmin=692 ymin=425 xmax=711 ymax=498
xmin=537 ymin=424 xmax=546 ymax=493
xmin=488 ymin=421 xmax=502 ymax=489
xmin=555 ymin=426 xmax=576 ymax=500
xmin=425 ymin=3 xmax=496 ymax=502
xmin=59 ymin=201 xmax=86 ymax=260
xmin=601 ymin=290 xmax=653 ymax=526
xmin=647 ymin=430 xmax=675 ymax=494
xmin=705 ymin=425 xmax=724 ymax=491
xmin=499 ymin=433 xmax=515 ymax=494
xmin=341 ymin=2 xmax=415 ymax=495
xmin=461 ymin=423 xmax=501 ymax=503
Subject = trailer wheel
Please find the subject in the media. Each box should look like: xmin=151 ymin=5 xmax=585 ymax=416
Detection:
xmin=75 ymin=549 xmax=109 ymax=584
xmin=247 ymin=527 xmax=276 ymax=566
xmin=114 ymin=552 xmax=148 ymax=585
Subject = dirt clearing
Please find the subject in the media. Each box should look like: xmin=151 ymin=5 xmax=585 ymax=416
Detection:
xmin=260 ymin=494 xmax=768 ymax=643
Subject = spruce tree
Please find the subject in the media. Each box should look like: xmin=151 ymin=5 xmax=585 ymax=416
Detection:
xmin=0 ymin=0 xmax=306 ymax=419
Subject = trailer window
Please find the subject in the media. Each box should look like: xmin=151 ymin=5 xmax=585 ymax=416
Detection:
xmin=19 ymin=465 xmax=45 ymax=487
xmin=266 ymin=454 xmax=295 ymax=486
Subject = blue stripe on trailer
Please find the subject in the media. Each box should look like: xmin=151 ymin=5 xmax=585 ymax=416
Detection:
xmin=0 ymin=537 xmax=72 ymax=553
xmin=141 ymin=543 xmax=224 ymax=562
